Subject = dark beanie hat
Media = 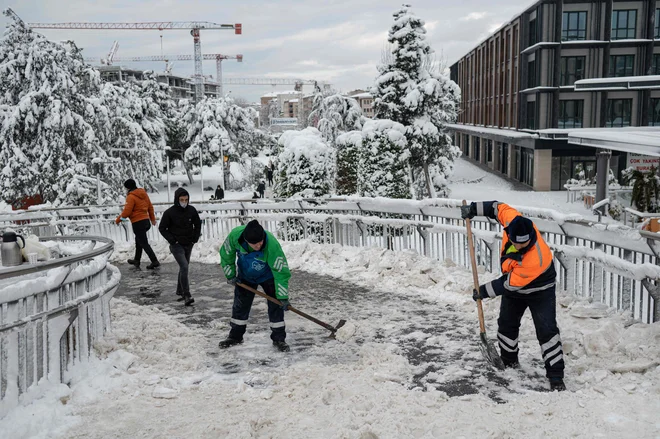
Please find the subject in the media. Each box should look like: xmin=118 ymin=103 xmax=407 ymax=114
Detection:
xmin=124 ymin=179 xmax=137 ymax=190
xmin=244 ymin=220 xmax=265 ymax=244
xmin=505 ymin=216 xmax=535 ymax=243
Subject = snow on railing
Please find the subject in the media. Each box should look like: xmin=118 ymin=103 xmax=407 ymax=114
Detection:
xmin=1 ymin=197 xmax=658 ymax=323
xmin=0 ymin=236 xmax=119 ymax=416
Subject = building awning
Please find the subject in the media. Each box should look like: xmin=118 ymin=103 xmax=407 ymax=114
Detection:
xmin=446 ymin=124 xmax=538 ymax=145
xmin=574 ymin=75 xmax=660 ymax=91
xmin=567 ymin=128 xmax=660 ymax=156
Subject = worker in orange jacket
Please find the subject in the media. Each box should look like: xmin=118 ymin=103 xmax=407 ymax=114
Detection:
xmin=115 ymin=179 xmax=160 ymax=269
xmin=462 ymin=200 xmax=565 ymax=391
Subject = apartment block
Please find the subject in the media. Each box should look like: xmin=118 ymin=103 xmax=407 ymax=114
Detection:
xmin=449 ymin=0 xmax=660 ymax=190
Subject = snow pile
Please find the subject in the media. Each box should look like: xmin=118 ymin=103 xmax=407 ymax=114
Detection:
xmin=4 ymin=240 xmax=660 ymax=438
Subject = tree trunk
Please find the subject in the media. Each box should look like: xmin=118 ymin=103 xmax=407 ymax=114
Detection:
xmin=183 ymin=160 xmax=195 ymax=184
xmin=423 ymin=162 xmax=437 ymax=198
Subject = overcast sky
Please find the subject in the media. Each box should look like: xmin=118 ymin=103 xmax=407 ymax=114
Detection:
xmin=1 ymin=0 xmax=531 ymax=102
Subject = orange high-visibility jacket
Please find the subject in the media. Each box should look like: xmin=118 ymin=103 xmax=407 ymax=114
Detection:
xmin=473 ymin=201 xmax=556 ymax=297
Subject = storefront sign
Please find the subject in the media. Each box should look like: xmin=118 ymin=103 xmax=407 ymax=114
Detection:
xmin=626 ymin=153 xmax=660 ymax=172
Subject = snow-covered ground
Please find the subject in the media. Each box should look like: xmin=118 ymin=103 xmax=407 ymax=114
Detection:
xmin=2 ymin=158 xmax=659 ymax=439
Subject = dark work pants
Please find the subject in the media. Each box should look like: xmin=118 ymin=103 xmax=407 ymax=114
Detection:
xmin=170 ymin=243 xmax=193 ymax=296
xmin=497 ymin=287 xmax=564 ymax=379
xmin=228 ymin=278 xmax=285 ymax=342
xmin=132 ymin=219 xmax=158 ymax=264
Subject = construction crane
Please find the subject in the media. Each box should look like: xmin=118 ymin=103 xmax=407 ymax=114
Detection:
xmin=27 ymin=20 xmax=242 ymax=102
xmin=87 ymin=53 xmax=243 ymax=95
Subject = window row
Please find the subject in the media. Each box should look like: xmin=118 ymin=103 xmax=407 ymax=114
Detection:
xmin=558 ymin=54 xmax=660 ymax=86
xmin=559 ymin=9 xmax=660 ymax=42
xmin=527 ymin=99 xmax=660 ymax=129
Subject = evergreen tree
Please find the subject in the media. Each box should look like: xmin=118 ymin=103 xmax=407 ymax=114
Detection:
xmin=358 ymin=120 xmax=410 ymax=198
xmin=274 ymin=127 xmax=334 ymax=198
xmin=184 ymin=96 xmax=256 ymax=166
xmin=371 ymin=6 xmax=460 ymax=198
xmin=0 ymin=10 xmax=103 ymax=205
xmin=309 ymin=93 xmax=363 ymax=144
xmin=335 ymin=131 xmax=362 ymax=195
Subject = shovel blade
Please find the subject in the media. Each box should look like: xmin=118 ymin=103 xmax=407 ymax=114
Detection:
xmin=329 ymin=320 xmax=348 ymax=339
xmin=480 ymin=332 xmax=505 ymax=370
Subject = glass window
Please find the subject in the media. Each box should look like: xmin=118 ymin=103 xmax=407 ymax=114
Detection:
xmin=559 ymin=100 xmax=584 ymax=128
xmin=562 ymin=11 xmax=587 ymax=41
xmin=500 ymin=143 xmax=509 ymax=174
xmin=651 ymin=99 xmax=660 ymax=126
xmin=527 ymin=60 xmax=536 ymax=88
xmin=606 ymin=99 xmax=632 ymax=127
xmin=560 ymin=56 xmax=585 ymax=85
xmin=652 ymin=54 xmax=660 ymax=75
xmin=529 ymin=19 xmax=537 ymax=46
xmin=474 ymin=137 xmax=481 ymax=161
xmin=527 ymin=101 xmax=536 ymax=129
xmin=612 ymin=10 xmax=637 ymax=40
xmin=609 ymin=55 xmax=634 ymax=77
xmin=656 ymin=9 xmax=660 ymax=39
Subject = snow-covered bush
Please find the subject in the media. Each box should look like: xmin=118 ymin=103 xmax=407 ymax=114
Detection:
xmin=309 ymin=93 xmax=363 ymax=144
xmin=623 ymin=166 xmax=660 ymax=213
xmin=274 ymin=127 xmax=334 ymax=198
xmin=358 ymin=120 xmax=411 ymax=199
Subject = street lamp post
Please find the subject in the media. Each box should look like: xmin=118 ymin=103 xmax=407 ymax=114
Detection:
xmin=164 ymin=146 xmax=171 ymax=202
xmin=199 ymin=147 xmax=204 ymax=202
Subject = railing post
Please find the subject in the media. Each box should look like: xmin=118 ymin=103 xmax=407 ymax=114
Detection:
xmin=417 ymin=225 xmax=429 ymax=257
xmin=641 ymin=280 xmax=660 ymax=323
xmin=621 ymin=249 xmax=634 ymax=317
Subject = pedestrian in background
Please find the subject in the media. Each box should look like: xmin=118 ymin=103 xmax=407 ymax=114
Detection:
xmin=158 ymin=188 xmax=201 ymax=306
xmin=116 ymin=179 xmax=160 ymax=269
xmin=257 ymin=181 xmax=266 ymax=198
xmin=214 ymin=184 xmax=224 ymax=201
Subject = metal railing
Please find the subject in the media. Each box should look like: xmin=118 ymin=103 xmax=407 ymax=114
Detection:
xmin=0 ymin=236 xmax=119 ymax=416
xmin=1 ymin=198 xmax=658 ymax=323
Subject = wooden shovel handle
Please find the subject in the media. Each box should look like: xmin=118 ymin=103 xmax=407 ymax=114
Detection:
xmin=463 ymin=200 xmax=487 ymax=334
xmin=236 ymin=282 xmax=338 ymax=332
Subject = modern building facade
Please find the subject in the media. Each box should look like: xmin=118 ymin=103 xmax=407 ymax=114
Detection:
xmin=449 ymin=0 xmax=660 ymax=190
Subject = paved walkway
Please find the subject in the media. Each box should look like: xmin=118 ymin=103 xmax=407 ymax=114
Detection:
xmin=116 ymin=262 xmax=549 ymax=401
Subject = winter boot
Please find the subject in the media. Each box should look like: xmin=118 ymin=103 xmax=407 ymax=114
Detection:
xmin=146 ymin=261 xmax=160 ymax=270
xmin=218 ymin=337 xmax=243 ymax=349
xmin=176 ymin=291 xmax=185 ymax=301
xmin=549 ymin=378 xmax=566 ymax=392
xmin=183 ymin=294 xmax=195 ymax=306
xmin=273 ymin=340 xmax=290 ymax=352
xmin=503 ymin=361 xmax=520 ymax=369
xmin=127 ymin=259 xmax=140 ymax=267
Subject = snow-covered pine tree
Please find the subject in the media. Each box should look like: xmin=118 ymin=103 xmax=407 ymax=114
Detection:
xmin=335 ymin=131 xmax=362 ymax=195
xmin=371 ymin=6 xmax=460 ymax=198
xmin=184 ymin=97 xmax=256 ymax=166
xmin=358 ymin=120 xmax=410 ymax=198
xmin=0 ymin=10 xmax=103 ymax=206
xmin=274 ymin=127 xmax=334 ymax=198
xmin=309 ymin=93 xmax=363 ymax=144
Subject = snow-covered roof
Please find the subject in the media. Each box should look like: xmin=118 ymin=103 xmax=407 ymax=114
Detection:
xmin=350 ymin=92 xmax=373 ymax=99
xmin=567 ymin=127 xmax=660 ymax=156
xmin=261 ymin=90 xmax=301 ymax=98
xmin=446 ymin=123 xmax=538 ymax=140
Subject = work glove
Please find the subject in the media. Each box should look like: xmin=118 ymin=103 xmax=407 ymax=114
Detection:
xmin=279 ymin=299 xmax=291 ymax=311
xmin=227 ymin=277 xmax=240 ymax=286
xmin=472 ymin=288 xmax=488 ymax=302
xmin=461 ymin=203 xmax=477 ymax=220
xmin=501 ymin=252 xmax=523 ymax=263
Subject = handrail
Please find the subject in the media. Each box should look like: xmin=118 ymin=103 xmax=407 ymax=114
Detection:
xmin=0 ymin=235 xmax=114 ymax=280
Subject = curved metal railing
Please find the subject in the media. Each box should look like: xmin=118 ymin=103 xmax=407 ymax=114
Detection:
xmin=0 ymin=236 xmax=119 ymax=416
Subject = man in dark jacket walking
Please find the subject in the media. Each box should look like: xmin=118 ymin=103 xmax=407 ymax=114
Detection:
xmin=158 ymin=188 xmax=202 ymax=306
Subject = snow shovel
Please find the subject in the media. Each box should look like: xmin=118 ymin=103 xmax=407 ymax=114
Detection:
xmin=236 ymin=282 xmax=347 ymax=338
xmin=463 ymin=200 xmax=505 ymax=370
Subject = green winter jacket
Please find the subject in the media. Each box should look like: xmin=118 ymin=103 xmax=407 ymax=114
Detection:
xmin=219 ymin=225 xmax=291 ymax=299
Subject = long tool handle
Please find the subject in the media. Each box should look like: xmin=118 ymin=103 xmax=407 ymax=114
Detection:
xmin=463 ymin=200 xmax=487 ymax=334
xmin=236 ymin=282 xmax=338 ymax=333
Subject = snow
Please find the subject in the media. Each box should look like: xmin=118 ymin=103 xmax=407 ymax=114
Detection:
xmin=3 ymin=234 xmax=660 ymax=438
xmin=446 ymin=123 xmax=538 ymax=139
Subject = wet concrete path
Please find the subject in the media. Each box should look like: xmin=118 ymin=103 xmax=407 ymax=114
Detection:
xmin=116 ymin=262 xmax=549 ymax=401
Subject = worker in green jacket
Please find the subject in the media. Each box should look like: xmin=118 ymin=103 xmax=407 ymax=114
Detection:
xmin=219 ymin=219 xmax=292 ymax=352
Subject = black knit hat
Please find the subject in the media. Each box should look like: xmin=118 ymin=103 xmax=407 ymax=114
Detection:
xmin=244 ymin=219 xmax=265 ymax=244
xmin=505 ymin=216 xmax=534 ymax=243
xmin=124 ymin=179 xmax=137 ymax=190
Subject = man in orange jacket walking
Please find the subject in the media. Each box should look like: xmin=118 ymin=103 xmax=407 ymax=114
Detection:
xmin=115 ymin=179 xmax=160 ymax=269
xmin=462 ymin=200 xmax=565 ymax=391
